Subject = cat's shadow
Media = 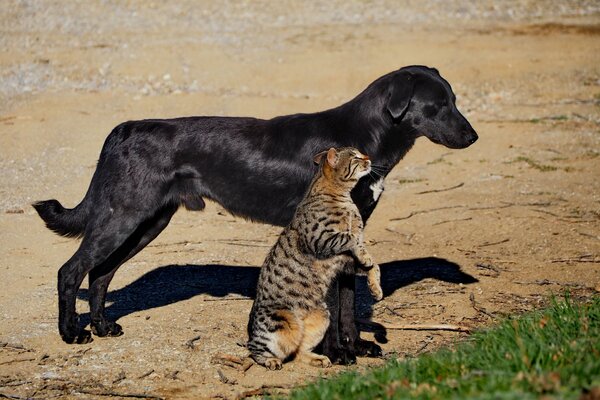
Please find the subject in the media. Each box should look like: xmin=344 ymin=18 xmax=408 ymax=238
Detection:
xmin=77 ymin=257 xmax=477 ymax=328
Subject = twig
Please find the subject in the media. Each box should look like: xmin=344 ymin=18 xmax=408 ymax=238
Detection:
xmin=148 ymin=240 xmax=203 ymax=248
xmin=166 ymin=370 xmax=180 ymax=380
xmin=202 ymin=296 xmax=252 ymax=302
xmin=185 ymin=335 xmax=201 ymax=349
xmin=1 ymin=381 xmax=31 ymax=388
xmin=112 ymin=371 xmax=126 ymax=384
xmin=211 ymin=353 xmax=254 ymax=372
xmin=0 ymin=343 xmax=34 ymax=353
xmin=532 ymin=209 xmax=561 ymax=217
xmin=468 ymin=203 xmax=513 ymax=211
xmin=475 ymin=263 xmax=501 ymax=277
xmin=0 ymin=394 xmax=35 ymax=400
xmin=356 ymin=318 xmax=470 ymax=333
xmin=383 ymin=305 xmax=402 ymax=317
xmin=0 ymin=358 xmax=36 ymax=365
xmin=415 ymin=335 xmax=435 ymax=354
xmin=477 ymin=238 xmax=509 ymax=248
xmin=578 ymin=231 xmax=600 ymax=240
xmin=433 ymin=217 xmax=472 ymax=226
xmin=514 ymin=279 xmax=558 ymax=286
xmin=73 ymin=389 xmax=164 ymax=399
xmin=136 ymin=369 xmax=155 ymax=379
xmin=417 ymin=182 xmax=464 ymax=194
xmin=469 ymin=293 xmax=495 ymax=320
xmin=551 ymin=258 xmax=599 ymax=264
xmin=238 ymin=388 xmax=265 ymax=399
xmin=217 ymin=369 xmax=237 ymax=385
xmin=390 ymin=205 xmax=464 ymax=221
xmin=237 ymin=384 xmax=293 ymax=400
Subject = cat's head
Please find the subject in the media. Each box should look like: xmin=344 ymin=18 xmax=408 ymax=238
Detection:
xmin=313 ymin=147 xmax=371 ymax=185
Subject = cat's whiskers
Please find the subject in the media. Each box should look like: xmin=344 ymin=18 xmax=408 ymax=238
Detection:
xmin=368 ymin=170 xmax=383 ymax=180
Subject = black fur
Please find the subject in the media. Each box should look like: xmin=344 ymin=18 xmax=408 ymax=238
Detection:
xmin=34 ymin=66 xmax=477 ymax=357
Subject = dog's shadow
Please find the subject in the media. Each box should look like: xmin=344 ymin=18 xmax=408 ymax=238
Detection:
xmin=77 ymin=257 xmax=477 ymax=326
xmin=355 ymin=257 xmax=478 ymax=318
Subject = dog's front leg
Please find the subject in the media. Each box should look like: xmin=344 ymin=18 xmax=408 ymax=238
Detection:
xmin=320 ymin=276 xmax=356 ymax=365
xmin=339 ymin=271 xmax=383 ymax=358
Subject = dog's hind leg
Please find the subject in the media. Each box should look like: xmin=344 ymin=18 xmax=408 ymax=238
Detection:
xmin=88 ymin=204 xmax=178 ymax=338
xmin=57 ymin=209 xmax=156 ymax=344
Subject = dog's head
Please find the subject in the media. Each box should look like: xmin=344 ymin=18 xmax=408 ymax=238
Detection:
xmin=386 ymin=66 xmax=478 ymax=149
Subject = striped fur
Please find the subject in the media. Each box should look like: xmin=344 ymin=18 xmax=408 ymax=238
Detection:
xmin=247 ymin=147 xmax=383 ymax=369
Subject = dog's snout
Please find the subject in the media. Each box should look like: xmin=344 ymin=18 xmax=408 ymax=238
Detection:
xmin=467 ymin=132 xmax=478 ymax=144
xmin=462 ymin=127 xmax=478 ymax=145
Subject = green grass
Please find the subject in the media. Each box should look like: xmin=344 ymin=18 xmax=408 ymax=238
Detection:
xmin=397 ymin=178 xmax=427 ymax=185
xmin=528 ymin=115 xmax=569 ymax=123
xmin=285 ymin=294 xmax=600 ymax=400
xmin=509 ymin=156 xmax=558 ymax=172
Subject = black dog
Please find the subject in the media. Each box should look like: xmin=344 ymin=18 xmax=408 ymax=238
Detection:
xmin=34 ymin=65 xmax=477 ymax=362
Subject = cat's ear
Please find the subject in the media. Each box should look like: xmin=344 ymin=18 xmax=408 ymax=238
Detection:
xmin=313 ymin=150 xmax=328 ymax=165
xmin=326 ymin=147 xmax=338 ymax=167
xmin=313 ymin=148 xmax=338 ymax=166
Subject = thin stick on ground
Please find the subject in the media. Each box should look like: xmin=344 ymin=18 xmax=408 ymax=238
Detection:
xmin=470 ymin=293 xmax=496 ymax=320
xmin=237 ymin=384 xmax=293 ymax=400
xmin=433 ymin=217 xmax=472 ymax=226
xmin=390 ymin=205 xmax=464 ymax=221
xmin=185 ymin=335 xmax=202 ymax=349
xmin=356 ymin=318 xmax=471 ymax=333
xmin=136 ymin=369 xmax=155 ymax=379
xmin=73 ymin=389 xmax=164 ymax=399
xmin=211 ymin=353 xmax=254 ymax=372
xmin=477 ymin=238 xmax=510 ymax=248
xmin=202 ymin=296 xmax=253 ymax=302
xmin=0 ymin=358 xmax=36 ymax=366
xmin=417 ymin=182 xmax=464 ymax=194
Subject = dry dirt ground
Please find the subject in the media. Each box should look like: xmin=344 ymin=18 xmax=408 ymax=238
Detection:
xmin=1 ymin=1 xmax=599 ymax=399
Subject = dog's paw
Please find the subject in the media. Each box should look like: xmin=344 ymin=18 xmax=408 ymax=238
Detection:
xmin=61 ymin=329 xmax=93 ymax=345
xmin=322 ymin=346 xmax=357 ymax=365
xmin=354 ymin=339 xmax=382 ymax=358
xmin=91 ymin=320 xmax=123 ymax=337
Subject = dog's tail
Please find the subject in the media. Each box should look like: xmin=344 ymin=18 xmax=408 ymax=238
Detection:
xmin=32 ymin=199 xmax=89 ymax=238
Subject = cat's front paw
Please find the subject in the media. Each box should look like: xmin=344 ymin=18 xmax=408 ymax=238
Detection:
xmin=369 ymin=283 xmax=384 ymax=301
xmin=367 ymin=265 xmax=383 ymax=301
xmin=263 ymin=358 xmax=283 ymax=370
xmin=358 ymin=261 xmax=375 ymax=271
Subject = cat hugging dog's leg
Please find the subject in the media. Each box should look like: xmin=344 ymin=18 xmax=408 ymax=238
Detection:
xmin=247 ymin=147 xmax=382 ymax=369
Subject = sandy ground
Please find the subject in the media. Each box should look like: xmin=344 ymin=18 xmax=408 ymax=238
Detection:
xmin=1 ymin=1 xmax=599 ymax=399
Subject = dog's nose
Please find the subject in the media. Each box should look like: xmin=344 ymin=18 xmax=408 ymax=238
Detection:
xmin=467 ymin=132 xmax=478 ymax=144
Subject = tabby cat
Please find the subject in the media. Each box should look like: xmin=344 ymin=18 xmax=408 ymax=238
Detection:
xmin=247 ymin=147 xmax=383 ymax=370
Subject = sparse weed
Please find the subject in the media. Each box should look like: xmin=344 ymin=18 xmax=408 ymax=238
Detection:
xmin=284 ymin=294 xmax=600 ymax=400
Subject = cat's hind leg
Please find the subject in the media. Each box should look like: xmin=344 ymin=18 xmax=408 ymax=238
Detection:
xmin=297 ymin=309 xmax=332 ymax=368
xmin=248 ymin=309 xmax=302 ymax=370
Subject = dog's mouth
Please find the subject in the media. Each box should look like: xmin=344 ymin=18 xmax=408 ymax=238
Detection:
xmin=428 ymin=135 xmax=442 ymax=145
xmin=425 ymin=132 xmax=478 ymax=149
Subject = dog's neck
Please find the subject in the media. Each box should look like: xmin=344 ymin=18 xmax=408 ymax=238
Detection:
xmin=333 ymin=100 xmax=418 ymax=176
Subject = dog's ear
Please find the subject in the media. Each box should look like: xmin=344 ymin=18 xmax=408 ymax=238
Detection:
xmin=387 ymin=72 xmax=415 ymax=120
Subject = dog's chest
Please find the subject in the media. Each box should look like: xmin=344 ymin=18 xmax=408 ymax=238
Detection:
xmin=368 ymin=178 xmax=385 ymax=202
